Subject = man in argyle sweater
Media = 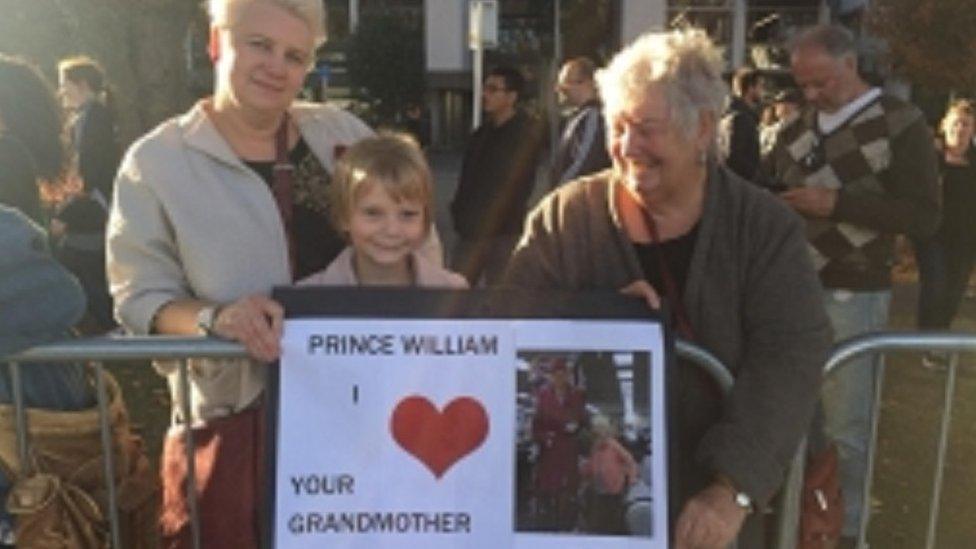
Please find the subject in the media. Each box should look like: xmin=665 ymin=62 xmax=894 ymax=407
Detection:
xmin=762 ymin=24 xmax=940 ymax=546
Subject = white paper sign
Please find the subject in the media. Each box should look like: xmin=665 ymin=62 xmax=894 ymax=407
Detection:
xmin=274 ymin=318 xmax=668 ymax=548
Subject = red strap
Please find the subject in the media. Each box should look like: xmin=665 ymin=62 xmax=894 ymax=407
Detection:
xmin=642 ymin=210 xmax=696 ymax=341
xmin=271 ymin=114 xmax=297 ymax=280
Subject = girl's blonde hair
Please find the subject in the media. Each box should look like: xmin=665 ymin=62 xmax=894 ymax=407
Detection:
xmin=330 ymin=132 xmax=433 ymax=234
xmin=208 ymin=0 xmax=327 ymax=46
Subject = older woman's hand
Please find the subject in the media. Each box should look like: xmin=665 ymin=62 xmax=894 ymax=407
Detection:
xmin=619 ymin=280 xmax=661 ymax=309
xmin=212 ymin=294 xmax=284 ymax=363
xmin=674 ymin=482 xmax=749 ymax=549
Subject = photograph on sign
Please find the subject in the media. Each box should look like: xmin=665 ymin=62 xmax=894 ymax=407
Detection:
xmin=514 ymin=351 xmax=653 ymax=539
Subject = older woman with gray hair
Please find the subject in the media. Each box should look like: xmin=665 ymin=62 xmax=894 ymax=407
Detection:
xmin=505 ymin=28 xmax=831 ymax=548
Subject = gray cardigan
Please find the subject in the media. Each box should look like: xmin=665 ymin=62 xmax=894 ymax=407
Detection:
xmin=506 ymin=164 xmax=831 ymax=507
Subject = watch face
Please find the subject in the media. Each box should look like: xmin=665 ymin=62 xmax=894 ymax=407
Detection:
xmin=734 ymin=492 xmax=753 ymax=511
xmin=197 ymin=306 xmax=216 ymax=333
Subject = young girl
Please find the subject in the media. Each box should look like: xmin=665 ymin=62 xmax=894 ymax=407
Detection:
xmin=581 ymin=414 xmax=638 ymax=534
xmin=300 ymin=132 xmax=467 ymax=288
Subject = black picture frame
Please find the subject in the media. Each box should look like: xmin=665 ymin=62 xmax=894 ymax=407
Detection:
xmin=263 ymin=286 xmax=675 ymax=549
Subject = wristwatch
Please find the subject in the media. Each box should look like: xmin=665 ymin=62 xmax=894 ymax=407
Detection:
xmin=732 ymin=490 xmax=754 ymax=514
xmin=196 ymin=304 xmax=222 ymax=337
xmin=717 ymin=477 xmax=754 ymax=514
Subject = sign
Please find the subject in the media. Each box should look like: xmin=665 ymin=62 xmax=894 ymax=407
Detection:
xmin=269 ymin=288 xmax=671 ymax=548
xmin=468 ymin=0 xmax=499 ymax=50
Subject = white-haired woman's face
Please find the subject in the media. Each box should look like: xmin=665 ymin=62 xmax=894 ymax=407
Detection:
xmin=607 ymin=85 xmax=706 ymax=206
xmin=214 ymin=1 xmax=313 ymax=115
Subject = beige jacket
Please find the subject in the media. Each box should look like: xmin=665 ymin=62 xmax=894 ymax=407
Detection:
xmin=108 ymin=101 xmax=440 ymax=423
xmin=298 ymin=246 xmax=468 ymax=288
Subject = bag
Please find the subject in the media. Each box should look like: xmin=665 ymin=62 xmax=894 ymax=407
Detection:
xmin=159 ymin=403 xmax=265 ymax=549
xmin=0 ymin=371 xmax=159 ymax=548
xmin=798 ymin=443 xmax=843 ymax=549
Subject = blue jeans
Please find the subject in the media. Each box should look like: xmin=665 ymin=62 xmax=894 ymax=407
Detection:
xmin=820 ymin=289 xmax=891 ymax=537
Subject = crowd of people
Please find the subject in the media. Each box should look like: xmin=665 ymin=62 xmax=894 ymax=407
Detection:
xmin=0 ymin=0 xmax=974 ymax=547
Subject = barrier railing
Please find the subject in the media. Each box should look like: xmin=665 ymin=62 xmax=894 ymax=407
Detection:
xmin=824 ymin=331 xmax=976 ymax=549
xmin=16 ymin=335 xmax=929 ymax=549
xmin=3 ymin=337 xmax=738 ymax=548
xmin=6 ymin=337 xmax=243 ymax=549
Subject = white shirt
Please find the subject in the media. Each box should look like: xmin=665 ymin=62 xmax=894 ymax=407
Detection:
xmin=817 ymin=87 xmax=882 ymax=134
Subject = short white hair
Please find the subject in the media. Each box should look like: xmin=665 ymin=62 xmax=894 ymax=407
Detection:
xmin=596 ymin=27 xmax=727 ymax=140
xmin=208 ymin=0 xmax=327 ymax=46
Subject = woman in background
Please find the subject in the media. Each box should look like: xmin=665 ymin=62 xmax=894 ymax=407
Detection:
xmin=58 ymin=55 xmax=120 ymax=204
xmin=0 ymin=55 xmax=65 ymax=224
xmin=0 ymin=53 xmax=96 ymax=547
xmin=915 ymin=99 xmax=976 ymax=367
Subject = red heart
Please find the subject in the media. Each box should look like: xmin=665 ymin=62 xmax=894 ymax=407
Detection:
xmin=390 ymin=396 xmax=489 ymax=479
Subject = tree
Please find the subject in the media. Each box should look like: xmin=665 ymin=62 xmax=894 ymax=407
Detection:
xmin=868 ymin=0 xmax=976 ymax=95
xmin=345 ymin=12 xmax=424 ymax=125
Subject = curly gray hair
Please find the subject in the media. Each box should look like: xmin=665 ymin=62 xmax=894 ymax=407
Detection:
xmin=596 ymin=27 xmax=727 ymax=141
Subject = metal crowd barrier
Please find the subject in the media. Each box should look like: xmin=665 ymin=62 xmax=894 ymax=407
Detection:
xmin=823 ymin=331 xmax=976 ymax=549
xmin=6 ymin=336 xmax=243 ymax=549
xmin=15 ymin=333 xmax=972 ymax=549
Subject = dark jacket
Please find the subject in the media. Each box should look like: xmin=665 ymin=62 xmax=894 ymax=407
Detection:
xmin=505 ymin=165 xmax=831 ymax=544
xmin=451 ymin=109 xmax=545 ymax=238
xmin=550 ymin=100 xmax=611 ymax=188
xmin=72 ymin=99 xmax=120 ymax=203
xmin=718 ymin=96 xmax=761 ymax=182
xmin=0 ymin=205 xmax=93 ymax=408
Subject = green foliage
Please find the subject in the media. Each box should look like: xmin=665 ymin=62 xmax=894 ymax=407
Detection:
xmin=345 ymin=12 xmax=424 ymax=124
xmin=868 ymin=0 xmax=976 ymax=95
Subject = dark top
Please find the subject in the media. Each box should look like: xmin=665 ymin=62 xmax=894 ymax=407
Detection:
xmin=632 ymin=224 xmax=699 ymax=304
xmin=718 ymin=96 xmax=761 ymax=182
xmin=71 ymin=99 xmax=121 ymax=202
xmin=451 ymin=109 xmax=545 ymax=238
xmin=550 ymin=100 xmax=612 ymax=188
xmin=0 ymin=134 xmax=43 ymax=224
xmin=938 ymin=155 xmax=976 ymax=245
xmin=244 ymin=136 xmax=345 ymax=281
xmin=55 ymin=194 xmax=107 ymax=233
xmin=52 ymin=193 xmax=114 ymax=331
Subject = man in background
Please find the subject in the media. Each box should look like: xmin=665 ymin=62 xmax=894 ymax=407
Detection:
xmin=719 ymin=67 xmax=763 ymax=181
xmin=762 ymin=24 xmax=940 ymax=547
xmin=450 ymin=66 xmax=544 ymax=285
xmin=550 ymin=57 xmax=610 ymax=188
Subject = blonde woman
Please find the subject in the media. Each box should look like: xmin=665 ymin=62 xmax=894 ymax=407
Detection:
xmin=107 ymin=1 xmax=397 ymax=546
xmin=914 ymin=100 xmax=976 ymax=367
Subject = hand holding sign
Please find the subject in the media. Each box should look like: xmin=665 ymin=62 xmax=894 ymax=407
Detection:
xmin=390 ymin=396 xmax=489 ymax=479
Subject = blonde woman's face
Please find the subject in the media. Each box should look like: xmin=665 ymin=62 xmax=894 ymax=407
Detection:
xmin=944 ymin=110 xmax=975 ymax=151
xmin=215 ymin=2 xmax=314 ymax=115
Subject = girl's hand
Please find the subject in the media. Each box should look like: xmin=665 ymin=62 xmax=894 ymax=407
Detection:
xmin=212 ymin=294 xmax=284 ymax=363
